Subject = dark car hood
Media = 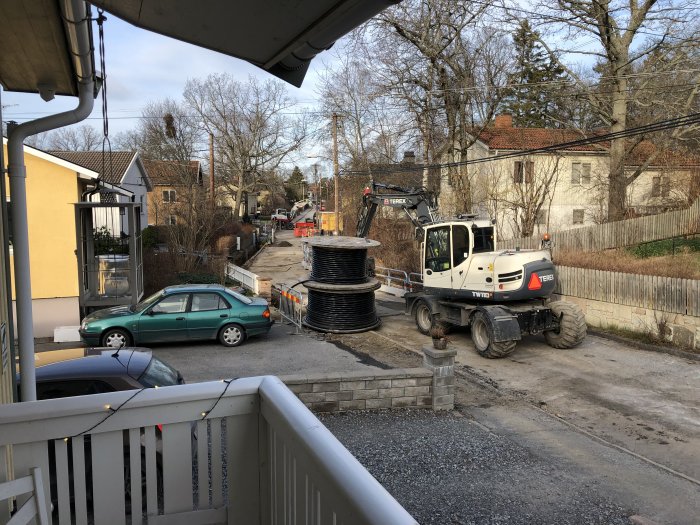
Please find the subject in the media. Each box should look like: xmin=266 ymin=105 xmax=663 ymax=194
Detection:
xmin=85 ymin=306 xmax=132 ymax=322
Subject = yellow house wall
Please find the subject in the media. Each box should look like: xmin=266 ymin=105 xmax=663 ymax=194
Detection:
xmin=0 ymin=155 xmax=13 ymax=405
xmin=4 ymin=145 xmax=81 ymax=300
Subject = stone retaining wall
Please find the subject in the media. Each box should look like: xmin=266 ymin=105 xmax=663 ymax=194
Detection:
xmin=281 ymin=346 xmax=458 ymax=413
xmin=556 ymin=294 xmax=700 ymax=350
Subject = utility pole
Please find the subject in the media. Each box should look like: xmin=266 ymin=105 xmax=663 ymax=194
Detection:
xmin=332 ymin=112 xmax=339 ymax=235
xmin=209 ymin=133 xmax=215 ymax=212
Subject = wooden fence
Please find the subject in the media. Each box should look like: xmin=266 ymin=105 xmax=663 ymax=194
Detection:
xmin=555 ymin=266 xmax=700 ymax=316
xmin=500 ymin=199 xmax=700 ymax=252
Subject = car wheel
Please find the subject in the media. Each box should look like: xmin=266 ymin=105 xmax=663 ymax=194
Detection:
xmin=219 ymin=324 xmax=246 ymax=347
xmin=101 ymin=328 xmax=131 ymax=349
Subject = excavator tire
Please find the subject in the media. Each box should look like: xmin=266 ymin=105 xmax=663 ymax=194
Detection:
xmin=470 ymin=311 xmax=517 ymax=359
xmin=414 ymin=300 xmax=435 ymax=335
xmin=544 ymin=301 xmax=587 ymax=349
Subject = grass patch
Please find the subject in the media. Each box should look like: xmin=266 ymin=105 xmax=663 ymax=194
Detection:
xmin=627 ymin=236 xmax=700 ymax=258
xmin=554 ymin=246 xmax=700 ymax=279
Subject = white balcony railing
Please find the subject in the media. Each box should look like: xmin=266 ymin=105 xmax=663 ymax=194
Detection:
xmin=0 ymin=376 xmax=417 ymax=525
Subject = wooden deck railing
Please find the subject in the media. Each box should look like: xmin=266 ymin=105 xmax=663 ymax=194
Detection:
xmin=0 ymin=377 xmax=417 ymax=525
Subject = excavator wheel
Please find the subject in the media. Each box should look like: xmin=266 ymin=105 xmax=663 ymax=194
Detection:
xmin=470 ymin=311 xmax=517 ymax=359
xmin=414 ymin=300 xmax=435 ymax=335
xmin=544 ymin=301 xmax=587 ymax=349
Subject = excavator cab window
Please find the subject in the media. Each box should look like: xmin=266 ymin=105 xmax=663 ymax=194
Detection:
xmin=452 ymin=225 xmax=470 ymax=266
xmin=472 ymin=226 xmax=494 ymax=253
xmin=425 ymin=226 xmax=451 ymax=272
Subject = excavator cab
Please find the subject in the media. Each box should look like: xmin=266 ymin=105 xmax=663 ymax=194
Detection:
xmin=422 ymin=221 xmax=495 ymax=293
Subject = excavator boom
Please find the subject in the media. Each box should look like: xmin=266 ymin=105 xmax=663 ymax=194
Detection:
xmin=356 ymin=182 xmax=438 ymax=237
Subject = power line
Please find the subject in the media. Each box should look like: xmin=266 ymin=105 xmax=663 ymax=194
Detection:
xmin=340 ymin=112 xmax=700 ymax=176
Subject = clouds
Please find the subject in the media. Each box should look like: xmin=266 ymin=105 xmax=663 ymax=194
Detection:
xmin=2 ymin=15 xmax=323 ymax=136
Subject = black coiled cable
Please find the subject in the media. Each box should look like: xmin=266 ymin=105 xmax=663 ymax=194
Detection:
xmin=305 ymin=290 xmax=379 ymax=331
xmin=310 ymin=247 xmax=368 ymax=284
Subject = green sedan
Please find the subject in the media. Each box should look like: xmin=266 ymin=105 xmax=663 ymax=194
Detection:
xmin=80 ymin=284 xmax=273 ymax=348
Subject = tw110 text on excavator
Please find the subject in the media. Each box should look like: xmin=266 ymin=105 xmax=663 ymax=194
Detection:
xmin=357 ymin=181 xmax=586 ymax=358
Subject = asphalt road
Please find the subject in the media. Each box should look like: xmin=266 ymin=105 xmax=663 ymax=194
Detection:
xmin=118 ymin=300 xmax=699 ymax=524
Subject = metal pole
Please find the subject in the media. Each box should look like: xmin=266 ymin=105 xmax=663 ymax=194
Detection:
xmin=332 ymin=113 xmax=339 ymax=235
xmin=7 ymin=0 xmax=95 ymax=401
xmin=209 ymin=132 xmax=215 ymax=210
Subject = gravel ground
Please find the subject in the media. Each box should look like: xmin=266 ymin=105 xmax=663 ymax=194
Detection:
xmin=319 ymin=409 xmax=631 ymax=525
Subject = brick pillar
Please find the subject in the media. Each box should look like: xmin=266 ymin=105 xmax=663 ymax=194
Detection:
xmin=422 ymin=346 xmax=456 ymax=411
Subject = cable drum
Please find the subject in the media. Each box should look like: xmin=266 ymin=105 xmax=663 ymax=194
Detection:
xmin=305 ymin=285 xmax=381 ymax=333
xmin=310 ymin=248 xmax=367 ymax=284
xmin=302 ymin=236 xmax=382 ymax=334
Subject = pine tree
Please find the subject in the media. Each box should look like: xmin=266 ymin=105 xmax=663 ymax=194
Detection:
xmin=284 ymin=166 xmax=306 ymax=203
xmin=502 ymin=21 xmax=567 ymax=128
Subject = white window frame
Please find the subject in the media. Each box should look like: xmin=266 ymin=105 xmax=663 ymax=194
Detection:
xmin=163 ymin=189 xmax=177 ymax=203
xmin=571 ymin=162 xmax=591 ymax=185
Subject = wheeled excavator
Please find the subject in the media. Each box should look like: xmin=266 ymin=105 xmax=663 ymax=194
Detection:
xmin=357 ymin=181 xmax=587 ymax=358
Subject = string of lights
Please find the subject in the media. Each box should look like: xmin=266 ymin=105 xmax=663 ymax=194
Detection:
xmin=63 ymin=377 xmax=239 ymax=442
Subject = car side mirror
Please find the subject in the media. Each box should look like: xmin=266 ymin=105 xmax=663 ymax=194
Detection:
xmin=145 ymin=310 xmax=154 ymax=316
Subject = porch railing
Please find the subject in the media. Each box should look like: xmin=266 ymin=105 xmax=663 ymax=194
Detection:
xmin=0 ymin=376 xmax=416 ymax=525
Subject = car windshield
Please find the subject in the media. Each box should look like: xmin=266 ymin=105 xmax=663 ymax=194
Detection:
xmin=138 ymin=357 xmax=181 ymax=388
xmin=226 ymin=288 xmax=253 ymax=304
xmin=132 ymin=291 xmax=164 ymax=313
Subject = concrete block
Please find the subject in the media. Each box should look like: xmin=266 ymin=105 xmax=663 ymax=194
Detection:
xmin=417 ymin=396 xmax=433 ymax=406
xmin=365 ymin=379 xmax=391 ymax=389
xmin=299 ymin=392 xmax=326 ymax=403
xmin=306 ymin=372 xmax=341 ymax=383
xmin=366 ymin=398 xmax=392 ymax=409
xmin=325 ymin=391 xmax=353 ymax=402
xmin=340 ymin=400 xmax=366 ymax=411
xmin=433 ymin=395 xmax=454 ymax=410
xmin=311 ymin=401 xmax=339 ymax=413
xmin=340 ymin=380 xmax=366 ymax=390
xmin=391 ymin=378 xmax=418 ymax=388
xmin=312 ymin=382 xmax=340 ymax=393
xmin=353 ymin=389 xmax=379 ymax=400
xmin=378 ymin=387 xmax=405 ymax=398
xmin=416 ymin=376 xmax=433 ymax=387
xmin=432 ymin=385 xmax=454 ymax=397
xmin=433 ymin=366 xmax=454 ymax=378
xmin=433 ymin=376 xmax=455 ymax=387
xmin=286 ymin=383 xmax=312 ymax=394
xmin=280 ymin=373 xmax=307 ymax=384
xmin=404 ymin=386 xmax=430 ymax=396
xmin=391 ymin=396 xmax=418 ymax=408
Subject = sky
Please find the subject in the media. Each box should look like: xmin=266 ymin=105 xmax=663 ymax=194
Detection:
xmin=0 ymin=15 xmax=330 ymax=175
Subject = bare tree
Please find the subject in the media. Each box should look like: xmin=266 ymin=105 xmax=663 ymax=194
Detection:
xmin=529 ymin=0 xmax=700 ymax=221
xmin=368 ymin=1 xmax=512 ymax=210
xmin=122 ymin=99 xmax=218 ymax=271
xmin=47 ymin=124 xmax=102 ymax=151
xmin=184 ymin=74 xmax=307 ymax=219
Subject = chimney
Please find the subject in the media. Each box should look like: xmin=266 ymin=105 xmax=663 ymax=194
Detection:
xmin=402 ymin=151 xmax=416 ymax=164
xmin=494 ymin=114 xmax=513 ymax=128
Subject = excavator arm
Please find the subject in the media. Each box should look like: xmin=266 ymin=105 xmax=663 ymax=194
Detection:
xmin=356 ymin=182 xmax=438 ymax=237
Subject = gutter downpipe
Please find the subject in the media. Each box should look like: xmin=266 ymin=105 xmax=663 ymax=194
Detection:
xmin=7 ymin=0 xmax=95 ymax=402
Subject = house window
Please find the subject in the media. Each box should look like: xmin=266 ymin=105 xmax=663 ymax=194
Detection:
xmin=167 ymin=215 xmax=177 ymax=226
xmin=163 ymin=190 xmax=176 ymax=202
xmin=536 ymin=209 xmax=547 ymax=225
xmin=571 ymin=162 xmax=591 ymax=185
xmin=572 ymin=209 xmax=585 ymax=225
xmin=651 ymin=176 xmax=670 ymax=198
xmin=514 ymin=160 xmax=534 ymax=184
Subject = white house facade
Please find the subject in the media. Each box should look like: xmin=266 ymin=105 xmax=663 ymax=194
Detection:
xmin=439 ymin=115 xmax=699 ymax=240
